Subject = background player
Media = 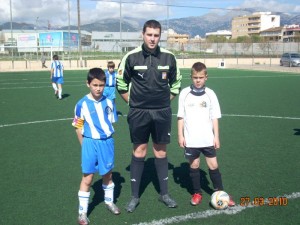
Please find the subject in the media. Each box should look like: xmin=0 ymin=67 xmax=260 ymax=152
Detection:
xmin=50 ymin=54 xmax=64 ymax=100
xmin=103 ymin=61 xmax=117 ymax=104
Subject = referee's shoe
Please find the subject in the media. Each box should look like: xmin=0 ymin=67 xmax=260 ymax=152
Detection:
xmin=125 ymin=196 xmax=140 ymax=213
xmin=159 ymin=194 xmax=177 ymax=208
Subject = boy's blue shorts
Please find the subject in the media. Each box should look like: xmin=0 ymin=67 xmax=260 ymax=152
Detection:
xmin=51 ymin=76 xmax=64 ymax=84
xmin=81 ymin=137 xmax=114 ymax=175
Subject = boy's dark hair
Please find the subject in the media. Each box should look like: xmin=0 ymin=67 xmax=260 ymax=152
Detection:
xmin=107 ymin=61 xmax=115 ymax=68
xmin=143 ymin=20 xmax=161 ymax=34
xmin=191 ymin=62 xmax=207 ymax=75
xmin=87 ymin=68 xmax=106 ymax=84
xmin=53 ymin=55 xmax=59 ymax=60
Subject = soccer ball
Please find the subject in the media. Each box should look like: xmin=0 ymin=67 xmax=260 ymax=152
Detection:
xmin=210 ymin=191 xmax=230 ymax=210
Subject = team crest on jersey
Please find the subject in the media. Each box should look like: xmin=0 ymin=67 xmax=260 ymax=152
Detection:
xmin=162 ymin=72 xmax=167 ymax=79
xmin=200 ymin=101 xmax=207 ymax=107
xmin=105 ymin=106 xmax=113 ymax=114
xmin=118 ymin=69 xmax=122 ymax=75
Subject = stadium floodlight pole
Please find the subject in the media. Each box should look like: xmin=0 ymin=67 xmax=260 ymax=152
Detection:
xmin=10 ymin=0 xmax=14 ymax=69
xmin=68 ymin=0 xmax=71 ymax=67
xmin=77 ymin=0 xmax=83 ymax=67
xmin=119 ymin=0 xmax=122 ymax=57
xmin=35 ymin=17 xmax=39 ymax=61
xmin=167 ymin=0 xmax=169 ymax=48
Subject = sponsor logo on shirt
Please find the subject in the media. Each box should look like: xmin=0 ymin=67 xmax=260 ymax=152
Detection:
xmin=200 ymin=101 xmax=207 ymax=107
xmin=105 ymin=106 xmax=113 ymax=114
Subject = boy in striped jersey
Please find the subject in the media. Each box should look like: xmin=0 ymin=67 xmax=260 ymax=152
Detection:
xmin=72 ymin=68 xmax=120 ymax=225
xmin=103 ymin=61 xmax=117 ymax=103
xmin=50 ymin=54 xmax=64 ymax=100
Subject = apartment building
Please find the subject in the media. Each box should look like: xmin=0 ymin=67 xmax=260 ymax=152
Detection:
xmin=282 ymin=24 xmax=300 ymax=42
xmin=231 ymin=12 xmax=280 ymax=39
xmin=260 ymin=27 xmax=283 ymax=42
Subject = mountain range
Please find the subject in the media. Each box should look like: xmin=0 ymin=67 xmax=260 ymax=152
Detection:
xmin=1 ymin=11 xmax=299 ymax=38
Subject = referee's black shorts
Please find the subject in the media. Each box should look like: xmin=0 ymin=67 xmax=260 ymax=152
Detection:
xmin=127 ymin=107 xmax=172 ymax=144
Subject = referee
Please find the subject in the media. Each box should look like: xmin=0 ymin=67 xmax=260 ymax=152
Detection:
xmin=117 ymin=19 xmax=182 ymax=213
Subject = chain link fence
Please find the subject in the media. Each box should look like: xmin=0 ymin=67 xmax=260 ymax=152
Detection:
xmin=0 ymin=41 xmax=299 ymax=70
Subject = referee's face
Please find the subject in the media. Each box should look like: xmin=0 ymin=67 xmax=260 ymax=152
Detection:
xmin=87 ymin=78 xmax=105 ymax=101
xmin=191 ymin=71 xmax=207 ymax=89
xmin=142 ymin=27 xmax=161 ymax=52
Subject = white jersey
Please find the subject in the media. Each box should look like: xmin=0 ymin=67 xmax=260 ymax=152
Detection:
xmin=177 ymin=86 xmax=221 ymax=148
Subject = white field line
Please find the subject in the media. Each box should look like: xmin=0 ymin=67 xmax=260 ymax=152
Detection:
xmin=1 ymin=114 xmax=300 ymax=128
xmin=1 ymin=74 xmax=298 ymax=90
xmin=0 ymin=118 xmax=72 ymax=128
xmin=0 ymin=80 xmax=83 ymax=85
xmin=133 ymin=192 xmax=300 ymax=225
xmin=222 ymin=114 xmax=300 ymax=120
xmin=181 ymin=74 xmax=299 ymax=79
xmin=0 ymin=84 xmax=85 ymax=90
xmin=0 ymin=75 xmax=296 ymax=84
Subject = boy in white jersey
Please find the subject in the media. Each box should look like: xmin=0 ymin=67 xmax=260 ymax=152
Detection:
xmin=50 ymin=54 xmax=64 ymax=99
xmin=72 ymin=68 xmax=120 ymax=225
xmin=177 ymin=62 xmax=235 ymax=207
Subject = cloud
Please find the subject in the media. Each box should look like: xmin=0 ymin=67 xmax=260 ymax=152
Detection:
xmin=85 ymin=1 xmax=167 ymax=22
xmin=0 ymin=0 xmax=299 ymax=28
xmin=240 ymin=0 xmax=300 ymax=13
xmin=0 ymin=0 xmax=168 ymax=26
xmin=0 ymin=0 xmax=69 ymax=27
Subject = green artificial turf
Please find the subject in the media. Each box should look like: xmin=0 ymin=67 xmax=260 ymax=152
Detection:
xmin=0 ymin=68 xmax=299 ymax=225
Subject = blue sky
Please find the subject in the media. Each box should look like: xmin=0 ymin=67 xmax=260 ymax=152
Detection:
xmin=1 ymin=0 xmax=299 ymax=28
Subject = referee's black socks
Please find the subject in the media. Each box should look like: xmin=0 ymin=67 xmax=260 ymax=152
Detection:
xmin=130 ymin=155 xmax=145 ymax=198
xmin=155 ymin=157 xmax=169 ymax=196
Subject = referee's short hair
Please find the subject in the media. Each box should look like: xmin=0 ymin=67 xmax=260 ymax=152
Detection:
xmin=143 ymin=20 xmax=161 ymax=34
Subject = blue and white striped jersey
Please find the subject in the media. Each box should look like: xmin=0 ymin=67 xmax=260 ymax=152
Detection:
xmin=105 ymin=70 xmax=116 ymax=87
xmin=72 ymin=94 xmax=117 ymax=139
xmin=51 ymin=60 xmax=64 ymax=77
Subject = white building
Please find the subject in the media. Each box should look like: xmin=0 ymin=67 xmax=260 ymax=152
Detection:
xmin=231 ymin=12 xmax=280 ymax=39
xmin=0 ymin=29 xmax=91 ymax=54
xmin=91 ymin=31 xmax=167 ymax=52
xmin=205 ymin=30 xmax=232 ymax=39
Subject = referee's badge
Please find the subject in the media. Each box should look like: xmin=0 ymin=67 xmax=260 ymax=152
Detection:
xmin=200 ymin=101 xmax=207 ymax=107
xmin=105 ymin=106 xmax=113 ymax=114
xmin=162 ymin=72 xmax=167 ymax=79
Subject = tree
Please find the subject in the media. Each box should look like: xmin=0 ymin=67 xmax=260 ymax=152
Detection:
xmin=241 ymin=37 xmax=252 ymax=54
xmin=251 ymin=35 xmax=262 ymax=43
